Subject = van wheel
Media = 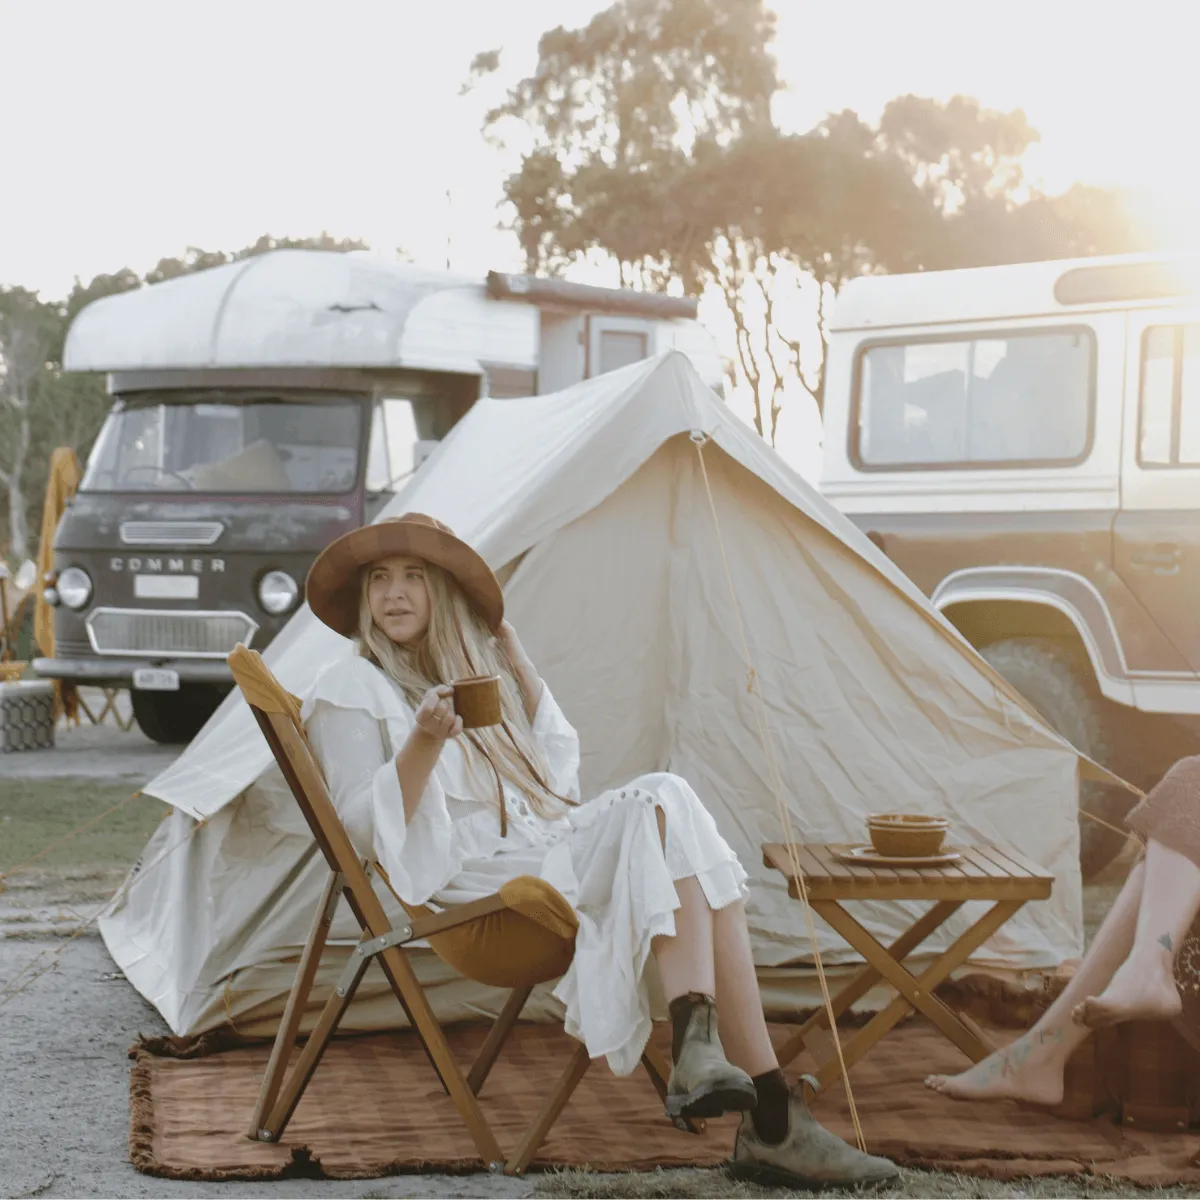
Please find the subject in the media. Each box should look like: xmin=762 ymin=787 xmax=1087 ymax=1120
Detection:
xmin=979 ymin=638 xmax=1134 ymax=880
xmin=131 ymin=684 xmax=225 ymax=745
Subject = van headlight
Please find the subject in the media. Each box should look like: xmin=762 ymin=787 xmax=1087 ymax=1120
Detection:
xmin=56 ymin=567 xmax=93 ymax=610
xmin=258 ymin=570 xmax=299 ymax=615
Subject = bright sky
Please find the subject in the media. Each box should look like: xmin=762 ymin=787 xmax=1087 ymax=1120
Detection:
xmin=4 ymin=0 xmax=1200 ymax=473
xmin=7 ymin=0 xmax=1200 ymax=299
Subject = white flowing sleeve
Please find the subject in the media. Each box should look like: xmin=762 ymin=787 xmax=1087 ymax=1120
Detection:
xmin=531 ymin=683 xmax=581 ymax=803
xmin=305 ymin=698 xmax=455 ymax=905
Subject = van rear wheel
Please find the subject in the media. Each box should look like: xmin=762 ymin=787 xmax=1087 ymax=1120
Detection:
xmin=131 ymin=684 xmax=225 ymax=745
xmin=979 ymin=638 xmax=1134 ymax=880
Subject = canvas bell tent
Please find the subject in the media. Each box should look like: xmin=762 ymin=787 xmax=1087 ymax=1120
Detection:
xmin=100 ymin=352 xmax=1118 ymax=1038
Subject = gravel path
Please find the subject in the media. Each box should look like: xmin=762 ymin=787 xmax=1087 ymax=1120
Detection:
xmin=0 ymin=692 xmax=177 ymax=784
xmin=0 ymin=934 xmax=534 ymax=1199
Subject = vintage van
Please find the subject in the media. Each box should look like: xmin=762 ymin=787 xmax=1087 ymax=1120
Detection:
xmin=821 ymin=252 xmax=1200 ymax=876
xmin=36 ymin=250 xmax=721 ymax=743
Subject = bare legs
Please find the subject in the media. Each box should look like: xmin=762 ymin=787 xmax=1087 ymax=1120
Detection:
xmin=713 ymin=899 xmax=779 ymax=1076
xmin=1075 ymin=839 xmax=1200 ymax=1028
xmin=925 ymin=861 xmax=1142 ymax=1104
xmin=650 ymin=806 xmax=779 ymax=1077
xmin=653 ymin=874 xmax=717 ymax=997
xmin=927 ymin=840 xmax=1200 ymax=1105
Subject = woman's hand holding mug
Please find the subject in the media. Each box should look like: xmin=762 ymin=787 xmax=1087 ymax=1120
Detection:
xmin=414 ymin=684 xmax=463 ymax=741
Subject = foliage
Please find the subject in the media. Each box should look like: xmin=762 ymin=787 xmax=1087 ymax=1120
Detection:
xmin=482 ymin=0 xmax=778 ymax=285
xmin=0 ymin=287 xmax=72 ymax=560
xmin=0 ymin=234 xmax=368 ymax=561
xmin=477 ymin=1 xmax=1150 ymax=440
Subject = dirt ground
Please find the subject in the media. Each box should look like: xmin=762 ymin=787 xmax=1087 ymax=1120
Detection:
xmin=0 ymin=715 xmax=1177 ymax=1200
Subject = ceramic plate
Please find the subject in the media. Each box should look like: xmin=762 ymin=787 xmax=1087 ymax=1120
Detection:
xmin=835 ymin=845 xmax=962 ymax=868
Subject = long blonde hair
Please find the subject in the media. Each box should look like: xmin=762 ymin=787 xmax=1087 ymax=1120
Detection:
xmin=357 ymin=560 xmax=574 ymax=832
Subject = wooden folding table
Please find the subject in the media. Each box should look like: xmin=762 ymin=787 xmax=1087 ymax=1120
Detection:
xmin=762 ymin=841 xmax=1054 ymax=1095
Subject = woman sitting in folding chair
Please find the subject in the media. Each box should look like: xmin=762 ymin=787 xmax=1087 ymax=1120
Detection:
xmin=301 ymin=512 xmax=896 ymax=1189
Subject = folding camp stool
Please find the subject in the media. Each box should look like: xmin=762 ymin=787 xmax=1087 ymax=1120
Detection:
xmin=76 ymin=685 xmax=135 ymax=730
xmin=228 ymin=644 xmax=698 ymax=1175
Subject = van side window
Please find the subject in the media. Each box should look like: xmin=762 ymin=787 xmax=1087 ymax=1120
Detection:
xmin=598 ymin=329 xmax=648 ymax=374
xmin=366 ymin=398 xmax=421 ymax=492
xmin=855 ymin=329 xmax=1093 ymax=469
xmin=1139 ymin=324 xmax=1200 ymax=467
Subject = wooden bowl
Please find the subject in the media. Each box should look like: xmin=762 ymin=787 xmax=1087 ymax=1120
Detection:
xmin=452 ymin=675 xmax=502 ymax=729
xmin=866 ymin=813 xmax=949 ymax=858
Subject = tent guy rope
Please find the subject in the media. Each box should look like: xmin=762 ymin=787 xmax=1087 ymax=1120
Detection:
xmin=689 ymin=432 xmax=866 ymax=1153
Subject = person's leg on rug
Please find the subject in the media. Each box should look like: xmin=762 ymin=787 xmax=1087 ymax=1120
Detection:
xmin=1076 ymin=838 xmax=1200 ymax=1029
xmin=712 ymin=898 xmax=789 ymax=1144
xmin=650 ymin=801 xmax=898 ymax=1186
xmin=652 ymin=804 xmax=758 ymax=1122
xmin=712 ymin=899 xmax=777 ymax=1078
xmin=708 ymin=897 xmax=897 ymax=1187
xmin=925 ymin=860 xmax=1145 ymax=1105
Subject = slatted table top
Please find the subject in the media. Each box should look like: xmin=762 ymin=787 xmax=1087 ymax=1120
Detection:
xmin=761 ymin=842 xmax=1054 ymax=903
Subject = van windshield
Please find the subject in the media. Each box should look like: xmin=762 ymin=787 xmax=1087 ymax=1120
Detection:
xmin=81 ymin=394 xmax=363 ymax=493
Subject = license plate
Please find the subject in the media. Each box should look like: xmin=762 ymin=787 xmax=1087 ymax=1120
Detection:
xmin=133 ymin=668 xmax=180 ymax=692
xmin=134 ymin=574 xmax=199 ymax=600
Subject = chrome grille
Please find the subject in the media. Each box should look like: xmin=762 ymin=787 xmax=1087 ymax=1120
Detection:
xmin=85 ymin=608 xmax=258 ymax=658
xmin=120 ymin=521 xmax=224 ymax=546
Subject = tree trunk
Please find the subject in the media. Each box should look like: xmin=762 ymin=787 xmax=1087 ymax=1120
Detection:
xmin=5 ymin=415 xmax=30 ymax=559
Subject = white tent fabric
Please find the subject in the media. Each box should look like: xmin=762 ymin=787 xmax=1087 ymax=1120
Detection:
xmin=101 ymin=352 xmax=1108 ymax=1038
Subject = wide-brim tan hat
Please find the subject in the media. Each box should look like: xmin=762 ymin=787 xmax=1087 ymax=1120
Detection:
xmin=305 ymin=512 xmax=504 ymax=637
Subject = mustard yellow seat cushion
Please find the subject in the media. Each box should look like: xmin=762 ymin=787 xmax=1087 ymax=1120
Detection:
xmin=413 ymin=875 xmax=578 ymax=989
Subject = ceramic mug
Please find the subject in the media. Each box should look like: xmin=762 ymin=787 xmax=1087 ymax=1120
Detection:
xmin=452 ymin=674 xmax=503 ymax=728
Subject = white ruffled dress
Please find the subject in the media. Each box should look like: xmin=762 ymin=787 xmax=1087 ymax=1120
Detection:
xmin=302 ymin=655 xmax=748 ymax=1075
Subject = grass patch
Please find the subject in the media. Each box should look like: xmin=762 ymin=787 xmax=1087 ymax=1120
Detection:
xmin=0 ymin=778 xmax=168 ymax=872
xmin=534 ymin=1166 xmax=1199 ymax=1199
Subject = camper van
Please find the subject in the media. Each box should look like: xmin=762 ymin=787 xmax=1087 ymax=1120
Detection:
xmin=821 ymin=252 xmax=1200 ymax=875
xmin=36 ymin=250 xmax=722 ymax=743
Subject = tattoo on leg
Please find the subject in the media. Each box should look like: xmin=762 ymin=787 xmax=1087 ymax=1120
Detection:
xmin=1006 ymin=1040 xmax=1030 ymax=1073
xmin=1159 ymin=932 xmax=1174 ymax=952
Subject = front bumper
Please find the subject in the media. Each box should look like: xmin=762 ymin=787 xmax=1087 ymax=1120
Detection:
xmin=32 ymin=656 xmax=234 ymax=686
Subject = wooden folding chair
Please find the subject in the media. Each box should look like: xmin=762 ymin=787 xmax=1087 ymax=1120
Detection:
xmin=227 ymin=644 xmax=696 ymax=1175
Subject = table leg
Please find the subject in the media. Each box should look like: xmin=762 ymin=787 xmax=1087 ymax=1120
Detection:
xmin=776 ymin=899 xmax=963 ymax=1067
xmin=815 ymin=901 xmax=994 ymax=1060
xmin=808 ymin=898 xmax=1025 ymax=1094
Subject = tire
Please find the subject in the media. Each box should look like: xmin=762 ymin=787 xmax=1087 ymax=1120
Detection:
xmin=131 ymin=683 xmax=225 ymax=745
xmin=979 ymin=638 xmax=1134 ymax=880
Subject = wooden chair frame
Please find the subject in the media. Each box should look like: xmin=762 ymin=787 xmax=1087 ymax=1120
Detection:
xmin=236 ymin=659 xmax=689 ymax=1175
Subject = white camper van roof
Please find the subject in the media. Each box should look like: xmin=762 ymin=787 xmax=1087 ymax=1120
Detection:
xmin=830 ymin=252 xmax=1200 ymax=333
xmin=63 ymin=251 xmax=534 ymax=377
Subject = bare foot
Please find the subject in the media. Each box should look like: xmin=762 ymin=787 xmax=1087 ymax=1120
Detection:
xmin=924 ymin=1032 xmax=1065 ymax=1106
xmin=1072 ymin=953 xmax=1182 ymax=1029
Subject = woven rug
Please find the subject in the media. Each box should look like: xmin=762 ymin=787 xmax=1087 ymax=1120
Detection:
xmin=129 ymin=1020 xmax=1200 ymax=1184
